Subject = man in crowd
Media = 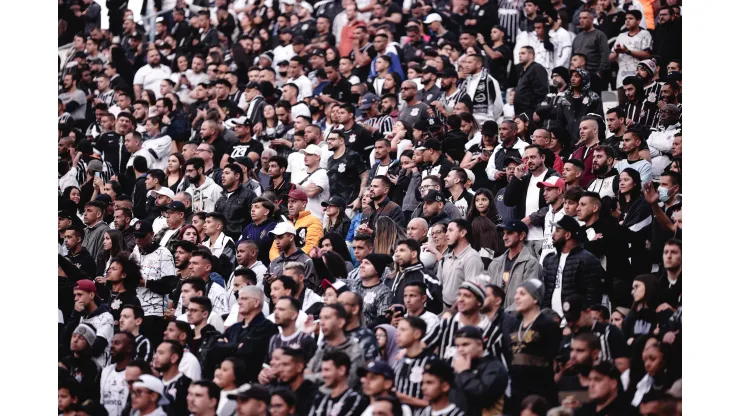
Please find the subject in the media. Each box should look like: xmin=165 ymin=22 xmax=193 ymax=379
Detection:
xmin=437 ymin=219 xmax=484 ymax=309
xmin=215 ymin=163 xmax=256 ymax=241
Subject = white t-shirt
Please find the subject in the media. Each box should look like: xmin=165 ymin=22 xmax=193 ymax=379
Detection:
xmin=613 ymin=30 xmax=653 ymax=87
xmin=552 ymin=252 xmax=569 ymax=317
xmin=133 ymin=65 xmax=172 ymax=99
xmin=180 ymin=351 xmax=202 ymax=381
xmin=292 ymin=168 xmax=330 ymax=219
xmin=525 ymin=171 xmax=548 ymax=241
xmin=540 ymin=207 xmax=565 ymax=264
xmin=287 ymin=152 xmax=306 ymax=182
xmin=100 ymin=365 xmax=128 ymax=416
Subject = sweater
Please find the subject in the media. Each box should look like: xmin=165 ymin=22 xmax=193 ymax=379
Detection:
xmin=572 ymin=29 xmax=610 ymax=73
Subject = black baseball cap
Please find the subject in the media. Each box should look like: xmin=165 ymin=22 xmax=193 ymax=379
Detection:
xmin=165 ymin=201 xmax=187 ymax=213
xmin=555 ymin=216 xmax=583 ymax=239
xmin=422 ymin=65 xmax=438 ymax=76
xmin=421 ymin=190 xmax=445 ymax=203
xmin=439 ymin=67 xmax=458 ymax=78
xmin=503 ymin=156 xmax=523 ymax=166
xmin=426 ymin=118 xmax=443 ymax=130
xmin=321 ymin=196 xmax=347 ymax=208
xmin=562 ymin=294 xmax=588 ymax=322
xmin=230 ymin=156 xmax=255 ymax=170
xmin=357 ymin=361 xmax=395 ymax=381
xmin=454 ymin=326 xmax=484 ymax=341
xmin=245 ymin=81 xmax=260 ymax=90
xmin=498 ymin=220 xmax=528 ymax=234
xmin=227 ymin=384 xmax=271 ymax=404
xmin=423 ymin=359 xmax=455 ymax=385
xmin=132 ymin=220 xmax=154 ymax=237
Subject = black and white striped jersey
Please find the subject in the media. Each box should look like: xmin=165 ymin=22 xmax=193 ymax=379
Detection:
xmin=135 ymin=334 xmax=152 ymax=362
xmin=363 ymin=114 xmax=394 ymax=138
xmin=425 ymin=313 xmax=506 ymax=365
xmin=418 ymin=403 xmax=466 ymax=416
xmin=643 ymin=81 xmax=664 ymax=106
xmin=623 ymin=99 xmax=659 ymax=130
xmin=308 ymin=387 xmax=367 ymax=416
xmin=559 ymin=322 xmax=629 ymax=364
xmin=393 ymin=351 xmax=438 ymax=415
xmin=97 ymin=89 xmax=116 ymax=107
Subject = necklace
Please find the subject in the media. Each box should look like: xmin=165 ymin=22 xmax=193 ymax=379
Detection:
xmin=518 ymin=311 xmax=542 ymax=344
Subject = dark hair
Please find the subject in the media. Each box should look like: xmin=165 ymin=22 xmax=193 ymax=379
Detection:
xmin=121 ymin=304 xmax=145 ymax=320
xmin=191 ymin=380 xmax=221 ymax=401
xmin=233 ymin=267 xmax=258 ymax=285
xmin=322 ymin=303 xmax=348 ymax=321
xmin=323 ymin=251 xmax=349 ymax=279
xmin=319 ymin=232 xmax=353 ymax=264
xmin=147 ymin=169 xmax=166 ymax=185
xmin=273 ymin=275 xmax=298 ymax=295
xmin=126 ymin=359 xmax=153 ymax=375
xmin=401 ymin=316 xmax=427 ymax=337
xmin=520 ymin=395 xmax=551 ymax=415
xmin=322 ymin=351 xmax=351 ymax=373
xmin=574 ymin=332 xmax=601 ymax=352
xmin=185 ymin=157 xmax=205 ymax=172
xmin=592 ymin=144 xmax=615 ymax=159
xmin=110 ymin=252 xmax=141 ymax=292
xmin=222 ymin=357 xmax=249 ymax=386
xmin=177 ymin=225 xmax=201 ymax=244
xmin=252 ymin=196 xmax=276 ymax=217
xmin=626 ymin=9 xmax=642 ymax=20
xmin=524 ymin=144 xmax=546 ymax=157
xmin=189 ymin=296 xmax=213 ymax=314
xmin=182 ymin=277 xmax=207 ymax=294
xmin=160 ymin=340 xmax=185 ymax=363
xmin=449 ymin=219 xmax=473 ymax=242
xmin=268 ymin=155 xmax=288 ymax=170
xmin=271 ymin=388 xmax=297 ymax=409
xmin=374 ymin=396 xmax=404 ymax=416
xmin=563 ymin=186 xmax=584 ymax=203
xmin=191 ymin=248 xmax=214 ymax=265
xmin=223 ymin=163 xmax=244 ymax=182
xmin=661 ymin=171 xmax=681 ymax=188
xmin=396 ymin=238 xmax=420 ymax=255
xmin=471 ymin=216 xmax=503 ymax=253
xmin=467 ymin=188 xmax=500 ymax=223
xmin=664 ymin=238 xmax=681 ymax=251
xmin=277 ymin=295 xmax=302 ymax=314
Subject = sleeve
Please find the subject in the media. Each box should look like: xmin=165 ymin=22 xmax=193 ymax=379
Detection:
xmin=314 ymin=170 xmax=330 ymax=192
xmin=133 ymin=68 xmax=144 ymax=86
xmin=455 ymin=362 xmax=508 ymax=404
xmin=581 ymin=255 xmax=605 ymax=307
xmin=301 ymin=218 xmax=325 ymax=256
xmin=463 ymin=254 xmax=484 ymax=282
xmin=640 ymin=31 xmax=653 ymax=51
xmin=598 ymin=32 xmax=611 ymax=72
xmin=638 ymin=162 xmax=653 ymax=184
xmin=607 ymin=325 xmax=630 ymax=359
xmin=528 ymin=206 xmax=549 ymax=227
xmin=503 ymin=176 xmax=524 ymax=207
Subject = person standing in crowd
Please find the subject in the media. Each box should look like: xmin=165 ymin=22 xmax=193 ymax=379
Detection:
xmin=614 ymin=127 xmax=653 ymax=185
xmin=569 ymin=117 xmax=603 ymax=187
xmin=461 ymin=54 xmax=504 ymax=125
xmin=588 ymin=145 xmax=618 ymax=198
xmin=63 ymin=280 xmax=115 ymax=367
xmin=556 ymin=71 xmax=603 ymax=148
xmin=513 ymin=46 xmax=549 ymax=119
xmin=293 ymin=144 xmax=330 ymax=219
xmin=215 ymin=163 xmax=256 ymax=242
xmin=267 ymin=222 xmax=318 ymax=289
xmin=571 ymin=10 xmax=609 ymax=93
xmin=100 ymin=332 xmax=135 ymax=416
xmin=347 ymin=254 xmax=394 ymax=326
xmin=326 ymin=130 xmax=369 ymax=212
xmin=437 ymin=219 xmax=484 ymax=308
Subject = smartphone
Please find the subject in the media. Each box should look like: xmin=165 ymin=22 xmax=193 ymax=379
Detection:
xmin=94 ymin=172 xmax=101 ymax=178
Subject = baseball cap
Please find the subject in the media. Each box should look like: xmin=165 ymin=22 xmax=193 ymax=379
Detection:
xmin=422 ymin=65 xmax=438 ymax=76
xmin=58 ymin=210 xmax=76 ymax=221
xmin=288 ymin=189 xmax=308 ymax=201
xmin=454 ymin=325 xmax=484 ymax=341
xmin=232 ymin=116 xmax=252 ymax=126
xmin=74 ymin=279 xmax=97 ymax=294
xmin=426 ymin=118 xmax=443 ymax=130
xmin=421 ymin=189 xmax=445 ymax=203
xmin=321 ymin=278 xmax=350 ymax=295
xmin=228 ymin=383 xmax=271 ymax=403
xmin=87 ymin=159 xmax=103 ymax=173
xmin=321 ymin=196 xmax=347 ymax=208
xmin=555 ymin=216 xmax=583 ymax=238
xmin=151 ymin=187 xmax=175 ymax=199
xmin=245 ymin=81 xmax=260 ymax=90
xmin=95 ymin=194 xmax=113 ymax=205
xmin=481 ymin=121 xmax=498 ymax=137
xmin=423 ymin=359 xmax=455 ymax=385
xmin=270 ymin=222 xmax=297 ymax=236
xmin=503 ymin=156 xmax=523 ymax=166
xmin=133 ymin=375 xmax=171 ymax=406
xmin=536 ymin=176 xmax=565 ymax=192
xmin=439 ymin=67 xmax=458 ymax=78
xmin=360 ymin=93 xmax=379 ymax=110
xmin=562 ymin=294 xmax=588 ymax=322
xmin=300 ymin=144 xmax=322 ymax=156
xmin=424 ymin=13 xmax=443 ymax=24
xmin=277 ymin=60 xmax=290 ymax=67
xmin=133 ymin=220 xmax=154 ymax=237
xmin=417 ymin=138 xmax=442 ymax=151
xmin=498 ymin=220 xmax=528 ymax=234
xmin=357 ymin=360 xmax=395 ymax=380
xmin=166 ymin=201 xmax=187 ymax=213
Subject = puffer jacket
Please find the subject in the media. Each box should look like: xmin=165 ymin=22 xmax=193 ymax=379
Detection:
xmin=555 ymin=69 xmax=604 ymax=147
xmin=215 ymin=184 xmax=257 ymax=241
xmin=487 ymin=246 xmax=543 ymax=312
xmin=193 ymin=324 xmax=222 ymax=380
xmin=541 ymin=245 xmax=604 ymax=308
xmin=453 ymin=355 xmax=509 ymax=416
xmin=269 ymin=211 xmax=324 ymax=261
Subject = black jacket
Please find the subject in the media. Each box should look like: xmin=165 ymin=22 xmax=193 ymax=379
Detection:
xmin=384 ymin=263 xmax=443 ymax=314
xmin=514 ymin=62 xmax=550 ymax=116
xmin=215 ymin=185 xmax=257 ymax=241
xmin=192 ymin=324 xmax=222 ymax=380
xmin=361 ymin=197 xmax=406 ymax=229
xmin=453 ymin=355 xmax=508 ymax=416
xmin=503 ymin=167 xmax=560 ymax=220
xmin=582 ymin=216 xmax=633 ymax=308
xmin=325 ymin=214 xmax=352 ymax=240
xmin=66 ymin=248 xmax=97 ymax=278
xmin=556 ymin=89 xmax=604 ymax=146
xmin=542 ymin=246 xmax=604 ymax=308
xmin=210 ymin=312 xmax=279 ymax=383
xmin=131 ymin=176 xmax=148 ymax=219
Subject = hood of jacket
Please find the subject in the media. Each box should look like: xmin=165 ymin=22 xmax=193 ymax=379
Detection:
xmin=87 ymin=302 xmax=112 ymax=319
xmin=195 ymin=176 xmax=219 ymax=192
xmin=568 ymin=68 xmax=591 ymax=93
xmin=595 ymin=167 xmax=619 ymax=179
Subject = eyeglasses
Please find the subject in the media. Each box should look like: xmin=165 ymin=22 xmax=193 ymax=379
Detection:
xmin=186 ymin=307 xmax=203 ymax=314
xmin=431 ymin=230 xmax=445 ymax=236
xmin=400 ymin=87 xmax=414 ymax=90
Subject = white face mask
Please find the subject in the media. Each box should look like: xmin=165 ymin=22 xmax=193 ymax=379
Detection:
xmin=658 ymin=186 xmax=672 ymax=202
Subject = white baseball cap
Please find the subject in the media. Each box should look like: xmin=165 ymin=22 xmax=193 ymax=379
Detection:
xmin=300 ymin=144 xmax=323 ymax=156
xmin=424 ymin=13 xmax=443 ymax=24
xmin=150 ymin=187 xmax=175 ymax=199
xmin=270 ymin=222 xmax=297 ymax=236
xmin=133 ymin=375 xmax=171 ymax=406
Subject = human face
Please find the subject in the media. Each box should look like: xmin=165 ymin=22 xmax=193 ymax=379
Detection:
xmin=109 ymin=332 xmax=131 ymax=360
xmin=403 ymin=286 xmax=426 ymax=317
xmin=543 ymin=186 xmax=562 ymax=205
xmin=182 ymin=227 xmax=199 ymax=243
xmin=273 ymin=233 xmax=294 ymax=252
xmin=502 ymin=229 xmax=523 ymax=249
xmin=576 ymin=197 xmax=598 ymax=222
xmin=131 ymin=386 xmax=158 ymax=411
xmin=188 ymin=254 xmax=210 ymax=279
xmin=658 ymin=9 xmax=671 ymax=24
xmin=632 ymin=280 xmax=646 ymax=303
xmin=642 ymin=345 xmax=664 ymax=376
xmin=619 ymin=171 xmax=636 ymax=195
xmin=663 ymin=243 xmax=681 ymax=270
xmin=394 ymin=244 xmax=414 ymax=267
xmin=456 ymin=288 xmax=480 ymax=314
xmin=592 ymin=150 xmax=611 ymax=174
xmin=672 ymin=135 xmax=682 ymax=157
xmin=320 ymin=359 xmax=343 ymax=389
xmin=578 ymin=11 xmax=593 ymax=29
xmin=275 ymin=106 xmax=290 ymax=124
xmin=622 ymin=132 xmax=640 ymax=154
xmin=518 ymin=49 xmax=532 ymax=65
xmin=64 ymin=230 xmax=82 ymax=251
xmin=421 ymin=373 xmax=446 ymax=402
xmin=405 ymin=220 xmax=426 ymax=241
xmin=124 ymin=133 xmax=141 ymax=153
xmin=237 ymin=290 xmax=260 ymax=315
xmin=588 ymin=370 xmax=617 ymax=403
xmin=83 ymin=205 xmax=102 ymax=226
xmin=270 ymin=280 xmax=291 ymax=305
xmin=474 ymin=193 xmax=490 ymax=215
xmin=106 ymin=261 xmax=125 ymax=284
xmin=361 ymin=372 xmax=391 ymax=398
xmin=570 ymin=339 xmax=595 ymax=365
xmin=610 ymin=311 xmax=624 ymax=329
xmin=287 ymin=197 xmax=306 ymax=218
xmin=523 ymin=148 xmax=544 ymax=172
xmin=454 ymin=335 xmax=483 ymax=360
xmin=514 ymin=286 xmax=536 ymax=312
xmin=58 ymin=387 xmax=75 ymax=412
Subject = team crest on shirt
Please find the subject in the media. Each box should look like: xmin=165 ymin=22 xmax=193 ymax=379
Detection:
xmin=647 ymin=92 xmax=657 ymax=103
xmin=479 ymin=10 xmax=485 ymax=16
xmin=363 ymin=291 xmax=377 ymax=305
xmin=338 ymin=163 xmax=346 ymax=173
xmin=427 ymin=94 xmax=433 ymax=101
xmin=410 ymin=366 xmax=424 ymax=383
xmin=497 ymin=194 xmax=503 ymax=201
xmin=349 ymin=134 xmax=357 ymax=143
xmin=302 ymin=24 xmax=309 ymax=31
xmin=411 ymin=108 xmax=420 ymax=116
xmin=260 ymin=229 xmax=266 ymax=239
xmin=111 ymin=298 xmax=122 ymax=310
xmin=583 ymin=96 xmax=590 ymax=105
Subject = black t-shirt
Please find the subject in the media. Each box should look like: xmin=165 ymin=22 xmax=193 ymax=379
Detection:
xmin=227 ymin=139 xmax=264 ymax=160
xmin=489 ymin=44 xmax=512 ymax=89
xmin=350 ymin=42 xmax=377 ymax=82
xmin=209 ymin=135 xmax=232 ymax=167
xmin=327 ymin=149 xmax=368 ymax=203
xmin=323 ymin=77 xmax=353 ymax=104
xmin=344 ymin=123 xmax=374 ymax=164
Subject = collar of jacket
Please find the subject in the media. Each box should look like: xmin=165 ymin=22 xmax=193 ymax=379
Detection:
xmin=373 ymin=196 xmax=393 ymax=211
xmin=595 ymin=167 xmax=619 ymax=179
xmin=293 ymin=210 xmax=314 ymax=223
xmin=221 ymin=184 xmax=247 ymax=197
xmin=402 ymin=263 xmax=424 ymax=274
xmin=244 ymin=311 xmax=267 ymax=328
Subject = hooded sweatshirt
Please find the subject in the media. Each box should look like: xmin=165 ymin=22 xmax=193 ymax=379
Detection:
xmin=587 ymin=167 xmax=618 ymax=198
xmin=185 ymin=177 xmax=223 ymax=213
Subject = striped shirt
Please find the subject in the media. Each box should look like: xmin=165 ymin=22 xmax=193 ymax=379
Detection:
xmin=135 ymin=334 xmax=152 ymax=362
xmin=268 ymin=330 xmax=317 ymax=359
xmin=498 ymin=0 xmax=524 ymax=45
xmin=425 ymin=313 xmax=506 ymax=366
xmin=308 ymin=387 xmax=367 ymax=416
xmin=623 ymin=99 xmax=659 ymax=130
xmin=97 ymin=89 xmax=116 ymax=107
xmin=436 ymin=88 xmax=468 ymax=122
xmin=643 ymin=81 xmax=664 ymax=105
xmin=364 ymin=114 xmax=394 ymax=138
xmin=393 ymin=351 xmax=438 ymax=415
xmin=76 ymin=158 xmax=115 ymax=187
xmin=418 ymin=404 xmax=466 ymax=416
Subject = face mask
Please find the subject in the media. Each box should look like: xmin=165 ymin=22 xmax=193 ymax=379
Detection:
xmin=279 ymin=71 xmax=288 ymax=78
xmin=309 ymin=105 xmax=321 ymax=115
xmin=351 ymin=93 xmax=361 ymax=104
xmin=658 ymin=186 xmax=671 ymax=202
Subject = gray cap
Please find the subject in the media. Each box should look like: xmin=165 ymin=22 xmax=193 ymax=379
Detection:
xmin=518 ymin=278 xmax=545 ymax=306
xmin=87 ymin=159 xmax=103 ymax=173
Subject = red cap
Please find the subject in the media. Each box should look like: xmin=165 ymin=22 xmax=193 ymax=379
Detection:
xmin=74 ymin=279 xmax=97 ymax=294
xmin=536 ymin=177 xmax=565 ymax=192
xmin=288 ymin=189 xmax=308 ymax=201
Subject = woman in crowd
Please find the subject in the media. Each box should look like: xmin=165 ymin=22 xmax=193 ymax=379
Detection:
xmin=165 ymin=153 xmax=188 ymax=193
xmin=214 ymin=357 xmax=248 ymax=416
xmin=178 ymin=224 xmax=201 ymax=245
xmin=616 ymin=168 xmax=653 ymax=275
xmin=374 ymin=217 xmax=407 ymax=256
xmin=99 ymin=253 xmax=141 ymax=324
xmin=622 ymin=274 xmax=663 ymax=345
xmin=62 ymin=186 xmax=82 ymax=214
xmin=94 ymin=229 xmax=125 ymax=279
xmin=374 ymin=323 xmax=399 ymax=366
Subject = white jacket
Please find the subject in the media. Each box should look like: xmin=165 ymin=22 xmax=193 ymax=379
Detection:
xmin=185 ymin=177 xmax=223 ymax=213
xmin=126 ymin=135 xmax=173 ymax=171
xmin=647 ymin=123 xmax=680 ymax=181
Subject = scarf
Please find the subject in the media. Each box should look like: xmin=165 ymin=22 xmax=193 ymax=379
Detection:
xmin=463 ymin=68 xmax=496 ymax=116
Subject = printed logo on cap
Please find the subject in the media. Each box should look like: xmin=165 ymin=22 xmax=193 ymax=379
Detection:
xmin=563 ymin=301 xmax=571 ymax=312
xmin=135 ymin=222 xmax=142 ymax=231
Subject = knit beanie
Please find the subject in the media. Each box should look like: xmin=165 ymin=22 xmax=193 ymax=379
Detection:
xmin=73 ymin=323 xmax=97 ymax=347
xmin=365 ymin=254 xmax=393 ymax=277
xmin=518 ymin=278 xmax=545 ymax=306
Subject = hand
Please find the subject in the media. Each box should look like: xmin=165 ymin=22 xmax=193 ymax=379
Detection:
xmin=478 ymin=151 xmax=490 ymax=162
xmin=642 ymin=182 xmax=659 ymax=205
xmin=351 ymin=198 xmax=362 ymax=211
xmin=522 ymin=216 xmax=532 ymax=226
xmin=452 ymin=353 xmax=471 ymax=372
xmin=476 ymin=33 xmax=485 ymax=44
xmin=663 ymin=331 xmax=678 ymax=344
xmin=74 ymin=301 xmax=85 ymax=313
xmin=306 ymin=182 xmax=318 ymax=193
xmin=252 ymin=122 xmax=263 ymax=136
xmin=388 ymin=173 xmax=399 ymax=185
xmin=625 ymin=118 xmax=635 ymax=127
xmin=208 ymin=99 xmax=219 ymax=109
xmin=656 ymin=302 xmax=676 ymax=313
xmin=514 ymin=164 xmax=526 ymax=179
xmin=302 ymin=314 xmax=319 ymax=334
xmin=309 ymin=246 xmax=322 ymax=258
xmin=257 ymin=367 xmax=275 ymax=384
xmin=93 ymin=176 xmax=105 ymax=190
xmin=162 ymin=114 xmax=171 ymax=125
xmin=494 ymin=170 xmax=506 ymax=180
xmin=657 ymin=100 xmax=666 ymax=110
xmin=95 ymin=276 xmax=106 ymax=284
xmin=110 ymin=175 xmax=118 ymax=182
xmin=422 ymin=243 xmax=440 ymax=257
xmin=196 ymin=108 xmax=207 ymax=119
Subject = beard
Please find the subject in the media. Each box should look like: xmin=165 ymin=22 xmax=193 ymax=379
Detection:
xmin=176 ymin=259 xmax=189 ymax=271
xmin=553 ymin=237 xmax=565 ymax=251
